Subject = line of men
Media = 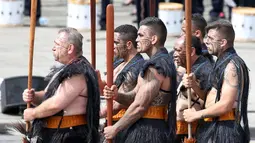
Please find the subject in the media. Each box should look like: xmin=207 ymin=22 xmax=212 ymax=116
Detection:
xmin=22 ymin=14 xmax=250 ymax=143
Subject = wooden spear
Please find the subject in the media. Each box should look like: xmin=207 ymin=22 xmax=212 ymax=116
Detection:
xmin=149 ymin=0 xmax=155 ymax=16
xmin=90 ymin=0 xmax=96 ymax=68
xmin=24 ymin=0 xmax=38 ymax=142
xmin=184 ymin=0 xmax=196 ymax=143
xmin=106 ymin=4 xmax=114 ymax=143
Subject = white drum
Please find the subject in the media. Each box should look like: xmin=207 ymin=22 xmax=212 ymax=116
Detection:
xmin=159 ymin=2 xmax=183 ymax=36
xmin=232 ymin=7 xmax=255 ymax=41
xmin=67 ymin=0 xmax=99 ymax=30
xmin=0 ymin=0 xmax=24 ymax=26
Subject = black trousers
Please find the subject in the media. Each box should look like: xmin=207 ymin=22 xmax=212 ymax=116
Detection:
xmin=99 ymin=0 xmax=111 ymax=28
xmin=24 ymin=0 xmax=41 ymax=20
xmin=135 ymin=0 xmax=162 ymax=27
xmin=209 ymin=0 xmax=224 ymax=17
xmin=169 ymin=0 xmax=199 ymax=14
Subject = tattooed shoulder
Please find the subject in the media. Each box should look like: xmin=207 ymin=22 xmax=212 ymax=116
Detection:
xmin=121 ymin=72 xmax=137 ymax=92
xmin=224 ymin=61 xmax=238 ymax=88
xmin=145 ymin=67 xmax=163 ymax=83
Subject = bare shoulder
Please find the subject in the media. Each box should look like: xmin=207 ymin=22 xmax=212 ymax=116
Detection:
xmin=62 ymin=74 xmax=87 ymax=90
xmin=223 ymin=61 xmax=238 ymax=88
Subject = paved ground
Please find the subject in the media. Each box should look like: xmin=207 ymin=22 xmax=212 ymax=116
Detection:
xmin=0 ymin=0 xmax=255 ymax=142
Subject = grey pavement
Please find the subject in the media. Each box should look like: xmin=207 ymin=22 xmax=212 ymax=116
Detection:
xmin=0 ymin=0 xmax=255 ymax=142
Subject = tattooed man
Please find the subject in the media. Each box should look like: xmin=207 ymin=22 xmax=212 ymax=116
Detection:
xmin=183 ymin=19 xmax=250 ymax=143
xmin=103 ymin=17 xmax=177 ymax=143
xmin=98 ymin=24 xmax=144 ymax=142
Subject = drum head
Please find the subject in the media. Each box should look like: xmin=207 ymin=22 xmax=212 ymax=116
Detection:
xmin=159 ymin=2 xmax=183 ymax=10
xmin=232 ymin=7 xmax=255 ymax=16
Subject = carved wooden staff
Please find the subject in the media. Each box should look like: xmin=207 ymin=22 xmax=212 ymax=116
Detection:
xmin=183 ymin=0 xmax=196 ymax=143
xmin=90 ymin=0 xmax=96 ymax=68
xmin=24 ymin=0 xmax=38 ymax=142
xmin=106 ymin=4 xmax=114 ymax=143
xmin=149 ymin=0 xmax=155 ymax=16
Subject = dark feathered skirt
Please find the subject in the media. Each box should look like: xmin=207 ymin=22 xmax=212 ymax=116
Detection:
xmin=121 ymin=118 xmax=172 ymax=143
xmin=196 ymin=120 xmax=246 ymax=143
xmin=33 ymin=125 xmax=89 ymax=143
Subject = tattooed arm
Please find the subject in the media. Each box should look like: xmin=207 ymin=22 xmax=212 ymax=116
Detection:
xmin=113 ymin=71 xmax=140 ymax=106
xmin=114 ymin=88 xmax=137 ymax=106
xmin=184 ymin=61 xmax=239 ymax=122
xmin=113 ymin=67 xmax=163 ymax=132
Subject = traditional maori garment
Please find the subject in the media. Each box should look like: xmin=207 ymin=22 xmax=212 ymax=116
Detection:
xmin=30 ymin=56 xmax=100 ymax=143
xmin=44 ymin=63 xmax=64 ymax=82
xmin=175 ymin=55 xmax=213 ymax=143
xmin=113 ymin=57 xmax=124 ymax=69
xmin=197 ymin=47 xmax=250 ymax=143
xmin=121 ymin=48 xmax=177 ymax=143
xmin=105 ymin=54 xmax=145 ymax=143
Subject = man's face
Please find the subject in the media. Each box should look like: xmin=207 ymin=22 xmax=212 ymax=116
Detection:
xmin=181 ymin=20 xmax=196 ymax=37
xmin=114 ymin=32 xmax=128 ymax=59
xmin=52 ymin=32 xmax=69 ymax=63
xmin=136 ymin=25 xmax=153 ymax=53
xmin=204 ymin=29 xmax=222 ymax=56
xmin=173 ymin=39 xmax=186 ymax=67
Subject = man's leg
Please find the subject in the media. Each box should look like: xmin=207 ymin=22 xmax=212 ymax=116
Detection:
xmin=99 ymin=0 xmax=111 ymax=30
xmin=23 ymin=0 xmax=41 ymax=25
xmin=209 ymin=0 xmax=224 ymax=22
xmin=196 ymin=0 xmax=204 ymax=15
xmin=136 ymin=0 xmax=144 ymax=27
xmin=36 ymin=0 xmax=41 ymax=21
xmin=170 ymin=0 xmax=198 ymax=14
xmin=24 ymin=0 xmax=30 ymax=16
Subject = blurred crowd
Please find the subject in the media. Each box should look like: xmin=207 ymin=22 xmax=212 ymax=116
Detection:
xmin=99 ymin=0 xmax=255 ymax=30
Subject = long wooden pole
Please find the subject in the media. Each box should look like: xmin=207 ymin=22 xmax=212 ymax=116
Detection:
xmin=149 ymin=0 xmax=155 ymax=16
xmin=90 ymin=0 xmax=96 ymax=68
xmin=26 ymin=0 xmax=38 ymax=132
xmin=185 ymin=0 xmax=192 ymax=139
xmin=106 ymin=4 xmax=114 ymax=143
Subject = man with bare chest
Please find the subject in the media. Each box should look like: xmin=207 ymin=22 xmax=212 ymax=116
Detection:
xmin=183 ymin=20 xmax=250 ymax=143
xmin=103 ymin=17 xmax=177 ymax=143
xmin=22 ymin=28 xmax=100 ymax=143
xmin=173 ymin=35 xmax=213 ymax=143
xmin=99 ymin=24 xmax=144 ymax=142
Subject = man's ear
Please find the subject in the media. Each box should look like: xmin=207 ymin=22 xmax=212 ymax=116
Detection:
xmin=191 ymin=47 xmax=196 ymax=56
xmin=220 ymin=39 xmax=227 ymax=48
xmin=151 ymin=35 xmax=158 ymax=45
xmin=126 ymin=41 xmax=132 ymax=50
xmin=67 ymin=44 xmax=75 ymax=54
xmin=194 ymin=30 xmax=201 ymax=38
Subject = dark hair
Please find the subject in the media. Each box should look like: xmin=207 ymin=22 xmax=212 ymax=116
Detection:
xmin=184 ymin=36 xmax=202 ymax=55
xmin=191 ymin=13 xmax=207 ymax=38
xmin=183 ymin=13 xmax=207 ymax=38
xmin=139 ymin=17 xmax=167 ymax=46
xmin=205 ymin=19 xmax=235 ymax=44
xmin=114 ymin=24 xmax=138 ymax=48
